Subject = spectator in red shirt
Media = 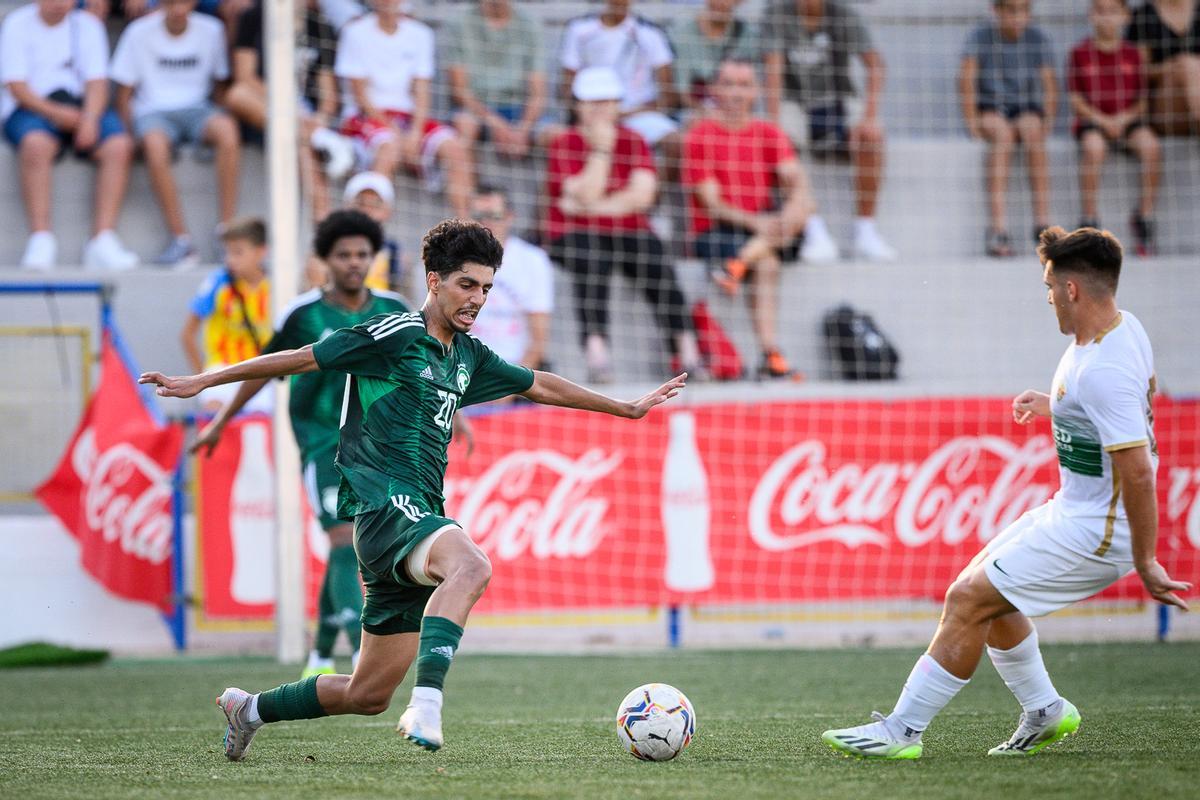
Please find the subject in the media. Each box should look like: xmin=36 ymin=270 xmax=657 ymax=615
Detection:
xmin=683 ymin=58 xmax=817 ymax=379
xmin=1070 ymin=0 xmax=1161 ymax=255
xmin=544 ymin=67 xmax=701 ymax=383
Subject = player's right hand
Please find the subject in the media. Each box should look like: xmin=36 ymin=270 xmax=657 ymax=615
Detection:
xmin=138 ymin=371 xmax=206 ymax=399
xmin=190 ymin=420 xmax=225 ymax=458
xmin=1012 ymin=390 xmax=1050 ymax=424
xmin=1137 ymin=560 xmax=1193 ymax=611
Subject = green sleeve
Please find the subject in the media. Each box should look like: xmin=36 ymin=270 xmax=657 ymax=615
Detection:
xmin=312 ymin=325 xmax=389 ymax=378
xmin=462 ymin=339 xmax=535 ymax=407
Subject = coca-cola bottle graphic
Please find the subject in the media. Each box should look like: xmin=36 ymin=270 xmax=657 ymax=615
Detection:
xmin=661 ymin=411 xmax=715 ymax=591
xmin=230 ymin=421 xmax=276 ymax=604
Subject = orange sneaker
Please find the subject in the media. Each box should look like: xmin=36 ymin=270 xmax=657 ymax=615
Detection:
xmin=712 ymin=259 xmax=748 ymax=296
xmin=760 ymin=349 xmax=803 ymax=381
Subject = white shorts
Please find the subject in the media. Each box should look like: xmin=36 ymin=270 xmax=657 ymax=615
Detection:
xmin=983 ymin=503 xmax=1134 ymax=618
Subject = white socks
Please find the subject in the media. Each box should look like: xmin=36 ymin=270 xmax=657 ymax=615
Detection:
xmin=987 ymin=630 xmax=1061 ymax=714
xmin=888 ymin=654 xmax=970 ymax=739
xmin=411 ymin=686 xmax=443 ymax=709
xmin=245 ymin=694 xmax=262 ymax=725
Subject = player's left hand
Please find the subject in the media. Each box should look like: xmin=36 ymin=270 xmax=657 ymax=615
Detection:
xmin=626 ymin=373 xmax=688 ymax=419
xmin=138 ymin=371 xmax=207 ymax=399
xmin=1138 ymin=560 xmax=1193 ymax=611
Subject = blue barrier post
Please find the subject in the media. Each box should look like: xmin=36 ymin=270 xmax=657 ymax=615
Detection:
xmin=667 ymin=605 xmax=681 ymax=648
xmin=1157 ymin=604 xmax=1170 ymax=642
xmin=165 ymin=451 xmax=188 ymax=651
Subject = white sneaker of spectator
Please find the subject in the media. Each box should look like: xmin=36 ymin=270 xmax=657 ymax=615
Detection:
xmin=311 ymin=127 xmax=356 ymax=181
xmin=800 ymin=216 xmax=839 ymax=264
xmin=20 ymin=231 xmax=58 ymax=271
xmin=84 ymin=230 xmax=139 ymax=271
xmin=156 ymin=235 xmax=200 ymax=270
xmin=852 ymin=218 xmax=898 ymax=263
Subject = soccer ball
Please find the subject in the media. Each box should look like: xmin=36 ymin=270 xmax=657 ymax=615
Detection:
xmin=615 ymin=683 xmax=696 ymax=761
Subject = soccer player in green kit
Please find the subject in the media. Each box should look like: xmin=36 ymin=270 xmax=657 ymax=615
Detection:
xmin=190 ymin=210 xmax=410 ymax=679
xmin=140 ymin=219 xmax=688 ymax=760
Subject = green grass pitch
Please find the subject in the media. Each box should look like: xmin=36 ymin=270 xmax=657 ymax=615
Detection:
xmin=1 ymin=642 xmax=1197 ymax=799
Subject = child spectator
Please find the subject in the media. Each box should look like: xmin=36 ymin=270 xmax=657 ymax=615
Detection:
xmin=683 ymin=58 xmax=819 ymax=379
xmin=544 ymin=67 xmax=701 ymax=383
xmin=341 ymin=171 xmax=407 ymax=295
xmin=559 ymin=0 xmax=680 ymax=148
xmin=0 ymin=0 xmax=139 ymax=270
xmin=762 ymin=0 xmax=896 ymax=262
xmin=469 ymin=185 xmax=554 ymax=371
xmin=959 ymin=0 xmax=1057 ymax=257
xmin=180 ymin=216 xmax=272 ymax=414
xmin=226 ymin=0 xmax=355 ymax=223
xmin=1069 ymin=0 xmax=1161 ymax=254
xmin=669 ymin=0 xmax=756 ymax=112
xmin=444 ymin=0 xmax=547 ymax=159
xmin=112 ymin=0 xmax=241 ymax=267
xmin=1125 ymin=0 xmax=1200 ymax=136
xmin=334 ymin=0 xmax=474 ymax=219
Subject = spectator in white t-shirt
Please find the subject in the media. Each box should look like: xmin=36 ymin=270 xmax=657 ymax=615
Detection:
xmin=112 ymin=0 xmax=240 ymax=267
xmin=469 ymin=185 xmax=553 ymax=371
xmin=0 ymin=0 xmax=139 ymax=270
xmin=559 ymin=0 xmax=680 ymax=147
xmin=335 ymin=0 xmax=474 ymax=218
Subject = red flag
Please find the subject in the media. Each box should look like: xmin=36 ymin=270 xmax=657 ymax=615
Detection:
xmin=35 ymin=334 xmax=184 ymax=611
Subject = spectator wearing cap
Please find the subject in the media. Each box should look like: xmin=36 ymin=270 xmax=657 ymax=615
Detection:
xmin=334 ymin=0 xmax=475 ymax=218
xmin=341 ymin=171 xmax=407 ymax=295
xmin=112 ymin=0 xmax=241 ymax=267
xmin=544 ymin=66 xmax=701 ymax=383
xmin=444 ymin=0 xmax=547 ymax=159
xmin=0 ymin=0 xmax=139 ymax=270
xmin=469 ymin=184 xmax=554 ymax=372
xmin=558 ymin=0 xmax=680 ymax=149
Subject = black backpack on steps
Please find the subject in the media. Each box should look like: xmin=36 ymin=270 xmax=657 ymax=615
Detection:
xmin=822 ymin=304 xmax=901 ymax=380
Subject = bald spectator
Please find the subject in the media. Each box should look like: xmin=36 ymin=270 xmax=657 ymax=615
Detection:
xmin=762 ymin=0 xmax=896 ymax=262
xmin=684 ymin=59 xmax=819 ymax=379
xmin=1 ymin=0 xmax=139 ymax=270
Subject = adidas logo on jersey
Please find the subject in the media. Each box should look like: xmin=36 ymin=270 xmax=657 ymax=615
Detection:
xmin=431 ymin=645 xmax=454 ymax=661
xmin=419 ymin=366 xmax=434 ymax=380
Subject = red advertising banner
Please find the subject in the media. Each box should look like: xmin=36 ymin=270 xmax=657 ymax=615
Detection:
xmin=195 ymin=415 xmax=326 ymax=621
xmin=195 ymin=398 xmax=1200 ymax=618
xmin=36 ymin=335 xmax=184 ymax=611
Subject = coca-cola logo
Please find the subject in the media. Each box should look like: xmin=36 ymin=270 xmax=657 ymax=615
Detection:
xmin=1167 ymin=466 xmax=1200 ymax=548
xmin=445 ymin=448 xmax=623 ymax=560
xmin=71 ymin=428 xmax=174 ymax=564
xmin=749 ymin=436 xmax=1057 ymax=551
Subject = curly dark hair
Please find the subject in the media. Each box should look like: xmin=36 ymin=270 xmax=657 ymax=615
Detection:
xmin=312 ymin=210 xmax=384 ymax=259
xmin=421 ymin=218 xmax=504 ymax=278
xmin=1037 ymin=225 xmax=1123 ymax=293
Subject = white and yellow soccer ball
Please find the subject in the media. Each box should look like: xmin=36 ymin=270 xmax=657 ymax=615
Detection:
xmin=615 ymin=683 xmax=696 ymax=761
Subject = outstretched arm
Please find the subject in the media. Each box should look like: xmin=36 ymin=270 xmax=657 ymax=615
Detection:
xmin=521 ymin=371 xmax=687 ymax=419
xmin=140 ymin=347 xmax=319 ymax=399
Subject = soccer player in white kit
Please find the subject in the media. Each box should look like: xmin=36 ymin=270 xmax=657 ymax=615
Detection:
xmin=822 ymin=226 xmax=1192 ymax=759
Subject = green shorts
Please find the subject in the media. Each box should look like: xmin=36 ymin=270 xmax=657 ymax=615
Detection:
xmin=353 ymin=496 xmax=459 ymax=635
xmin=302 ymin=447 xmax=347 ymax=531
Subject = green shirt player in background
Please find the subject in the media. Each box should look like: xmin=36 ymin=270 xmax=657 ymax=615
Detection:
xmin=190 ymin=210 xmax=410 ymax=679
xmin=140 ymin=219 xmax=688 ymax=760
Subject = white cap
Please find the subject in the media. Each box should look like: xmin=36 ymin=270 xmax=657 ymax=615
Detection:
xmin=343 ymin=171 xmax=395 ymax=205
xmin=572 ymin=66 xmax=624 ymax=102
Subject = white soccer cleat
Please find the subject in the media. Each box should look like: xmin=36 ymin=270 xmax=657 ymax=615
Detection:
xmin=397 ymin=702 xmax=444 ymax=752
xmin=821 ymin=711 xmax=923 ymax=759
xmin=988 ymin=699 xmax=1081 ymax=756
xmin=216 ymin=687 xmax=262 ymax=762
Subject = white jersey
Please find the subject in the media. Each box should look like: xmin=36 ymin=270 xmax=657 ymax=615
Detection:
xmin=559 ymin=14 xmax=673 ymax=112
xmin=334 ymin=14 xmax=435 ymax=116
xmin=469 ymin=236 xmax=554 ymax=365
xmin=1047 ymin=310 xmax=1156 ymax=560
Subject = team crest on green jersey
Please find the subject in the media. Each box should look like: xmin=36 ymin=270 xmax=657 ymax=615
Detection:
xmin=456 ymin=363 xmax=470 ymax=393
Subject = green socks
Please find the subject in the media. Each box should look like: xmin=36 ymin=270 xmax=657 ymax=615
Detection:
xmin=256 ymin=675 xmax=328 ymax=723
xmin=414 ymin=616 xmax=464 ymax=691
xmin=313 ymin=545 xmax=363 ymax=658
xmin=328 ymin=545 xmax=364 ymax=652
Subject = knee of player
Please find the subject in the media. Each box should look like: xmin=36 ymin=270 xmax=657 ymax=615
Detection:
xmin=347 ymin=685 xmax=392 ymax=716
xmin=458 ymin=548 xmax=492 ymax=592
xmin=943 ymin=574 xmax=992 ymax=620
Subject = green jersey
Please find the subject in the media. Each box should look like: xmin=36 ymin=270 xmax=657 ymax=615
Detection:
xmin=311 ymin=311 xmax=535 ymax=518
xmin=263 ymin=289 xmax=411 ymax=460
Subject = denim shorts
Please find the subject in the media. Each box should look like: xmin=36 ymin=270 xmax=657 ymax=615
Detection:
xmin=134 ymin=103 xmax=220 ymax=145
xmin=692 ymin=222 xmax=801 ymax=263
xmin=3 ymin=106 xmax=126 ymax=153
